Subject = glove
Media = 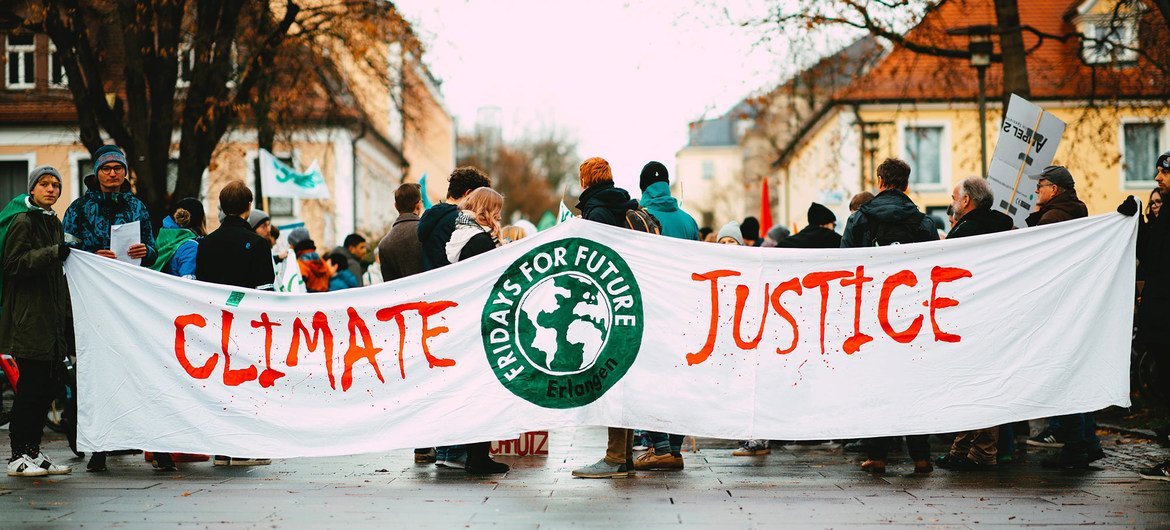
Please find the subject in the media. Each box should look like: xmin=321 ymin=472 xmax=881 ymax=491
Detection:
xmin=1117 ymin=195 xmax=1138 ymax=216
xmin=57 ymin=244 xmax=71 ymax=262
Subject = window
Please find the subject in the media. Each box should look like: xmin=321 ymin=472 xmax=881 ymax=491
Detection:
xmin=0 ymin=160 xmax=31 ymax=203
xmin=903 ymin=126 xmax=943 ymax=186
xmin=5 ymin=34 xmax=35 ymax=89
xmin=1082 ymin=21 xmax=1138 ymax=64
xmin=701 ymin=160 xmax=714 ymax=181
xmin=48 ymin=44 xmax=67 ymax=87
xmin=1123 ymin=122 xmax=1162 ymax=184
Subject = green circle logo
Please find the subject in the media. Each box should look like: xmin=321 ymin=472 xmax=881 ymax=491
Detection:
xmin=482 ymin=237 xmax=643 ymax=408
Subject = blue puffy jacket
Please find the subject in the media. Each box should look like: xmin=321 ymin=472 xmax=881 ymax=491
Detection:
xmin=62 ymin=174 xmax=156 ymax=266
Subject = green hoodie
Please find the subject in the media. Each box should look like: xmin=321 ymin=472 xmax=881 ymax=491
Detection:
xmin=639 ymin=181 xmax=700 ymax=241
xmin=0 ymin=194 xmax=36 ymax=299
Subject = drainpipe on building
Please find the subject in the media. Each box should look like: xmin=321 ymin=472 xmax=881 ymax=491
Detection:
xmin=351 ymin=122 xmax=368 ymax=235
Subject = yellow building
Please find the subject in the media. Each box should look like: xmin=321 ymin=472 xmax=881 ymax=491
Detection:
xmin=772 ymin=0 xmax=1170 ymax=230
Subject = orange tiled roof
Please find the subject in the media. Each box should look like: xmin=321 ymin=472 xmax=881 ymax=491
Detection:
xmin=842 ymin=0 xmax=1170 ymax=102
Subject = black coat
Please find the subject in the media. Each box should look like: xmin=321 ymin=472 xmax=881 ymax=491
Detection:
xmin=0 ymin=210 xmax=73 ymax=360
xmin=417 ymin=203 xmax=459 ymax=271
xmin=946 ymin=207 xmax=1014 ymax=239
xmin=576 ymin=182 xmax=637 ymax=228
xmin=775 ymin=226 xmax=842 ymax=249
xmin=1138 ymin=206 xmax=1170 ymax=346
xmin=839 ymin=189 xmax=938 ymax=248
xmin=195 ymin=215 xmax=275 ymax=290
xmin=1024 ymin=190 xmax=1088 ymax=227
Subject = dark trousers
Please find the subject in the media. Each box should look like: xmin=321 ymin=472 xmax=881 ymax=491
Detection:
xmin=8 ymin=358 xmax=59 ymax=459
xmin=866 ymin=435 xmax=931 ymax=462
xmin=1056 ymin=412 xmax=1101 ymax=459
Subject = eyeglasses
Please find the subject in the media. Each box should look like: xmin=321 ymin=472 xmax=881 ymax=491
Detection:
xmin=1035 ymin=182 xmax=1056 ymax=191
xmin=1153 ymin=199 xmax=1164 ymax=205
xmin=98 ymin=165 xmax=125 ymax=175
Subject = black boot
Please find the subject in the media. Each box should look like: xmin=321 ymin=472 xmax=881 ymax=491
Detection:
xmin=464 ymin=441 xmax=509 ymax=474
xmin=86 ymin=451 xmax=107 ymax=472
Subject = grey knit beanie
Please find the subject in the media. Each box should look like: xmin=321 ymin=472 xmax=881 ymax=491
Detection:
xmin=28 ymin=166 xmax=62 ymax=193
xmin=716 ymin=221 xmax=744 ymax=245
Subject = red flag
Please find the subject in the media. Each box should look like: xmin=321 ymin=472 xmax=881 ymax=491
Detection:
xmin=760 ymin=177 xmax=773 ymax=236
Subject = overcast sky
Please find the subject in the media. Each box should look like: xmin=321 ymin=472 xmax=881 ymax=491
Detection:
xmin=397 ymin=0 xmax=787 ymax=196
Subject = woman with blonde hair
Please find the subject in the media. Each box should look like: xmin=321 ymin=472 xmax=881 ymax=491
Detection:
xmin=446 ymin=187 xmax=505 ymax=264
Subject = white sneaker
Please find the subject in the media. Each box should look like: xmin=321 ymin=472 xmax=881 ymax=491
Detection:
xmin=7 ymin=455 xmax=49 ymax=477
xmin=29 ymin=452 xmax=72 ymax=475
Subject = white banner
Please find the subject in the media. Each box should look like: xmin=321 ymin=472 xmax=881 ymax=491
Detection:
xmin=67 ymin=214 xmax=1135 ymax=457
xmin=988 ymin=94 xmax=1067 ymax=227
xmin=258 ymin=149 xmax=331 ymax=200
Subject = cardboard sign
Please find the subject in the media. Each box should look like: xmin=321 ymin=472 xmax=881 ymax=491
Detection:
xmin=490 ymin=431 xmax=549 ymax=457
xmin=987 ymin=94 xmax=1067 ymax=227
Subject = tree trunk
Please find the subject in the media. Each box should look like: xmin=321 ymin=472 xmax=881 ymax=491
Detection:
xmin=994 ymin=0 xmax=1031 ymax=106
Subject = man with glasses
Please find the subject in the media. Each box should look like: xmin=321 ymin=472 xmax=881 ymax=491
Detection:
xmin=1021 ymin=165 xmax=1102 ymax=470
xmin=62 ymin=144 xmax=158 ymax=472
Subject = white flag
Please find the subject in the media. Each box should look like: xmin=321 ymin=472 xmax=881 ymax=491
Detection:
xmin=276 ymin=252 xmax=306 ymax=293
xmin=557 ymin=200 xmax=574 ymax=224
xmin=259 ymin=149 xmax=331 ymax=200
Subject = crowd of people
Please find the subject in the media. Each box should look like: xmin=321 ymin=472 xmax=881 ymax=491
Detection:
xmin=0 ymin=143 xmax=1167 ymax=483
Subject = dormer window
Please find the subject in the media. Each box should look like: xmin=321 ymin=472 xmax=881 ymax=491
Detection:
xmin=5 ymin=33 xmax=35 ymax=90
xmin=1075 ymin=0 xmax=1141 ymax=65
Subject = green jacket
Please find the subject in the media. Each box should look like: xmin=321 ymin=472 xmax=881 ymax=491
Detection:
xmin=0 ymin=198 xmax=73 ymax=360
xmin=639 ymin=181 xmax=700 ymax=241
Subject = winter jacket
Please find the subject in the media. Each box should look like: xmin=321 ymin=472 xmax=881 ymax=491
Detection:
xmin=640 ymin=181 xmax=699 ymax=240
xmin=377 ymin=212 xmax=423 ymax=282
xmin=840 ymin=189 xmax=939 ymax=248
xmin=330 ymin=245 xmax=367 ymax=287
xmin=328 ymin=269 xmax=359 ymax=291
xmin=1138 ymin=203 xmax=1170 ymax=346
xmin=153 ymin=216 xmax=199 ymax=278
xmin=577 ymin=182 xmax=638 ymax=228
xmin=0 ymin=198 xmax=73 ymax=361
xmin=446 ymin=211 xmax=499 ymax=263
xmin=62 ymin=174 xmax=156 ymax=267
xmin=1024 ymin=189 xmax=1088 ymax=227
xmin=297 ymin=252 xmax=332 ymax=292
xmin=195 ymin=215 xmax=276 ymax=290
xmin=775 ymin=226 xmax=842 ymax=249
xmin=417 ymin=202 xmax=460 ymax=271
xmin=946 ymin=207 xmax=1014 ymax=239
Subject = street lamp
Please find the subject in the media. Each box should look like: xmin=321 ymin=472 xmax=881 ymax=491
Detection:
xmin=947 ymin=25 xmax=996 ymax=179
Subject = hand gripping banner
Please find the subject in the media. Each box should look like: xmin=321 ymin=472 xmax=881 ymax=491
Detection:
xmin=66 ymin=214 xmax=1136 ymax=457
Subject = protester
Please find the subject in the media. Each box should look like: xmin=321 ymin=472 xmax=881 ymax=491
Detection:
xmin=634 ymin=161 xmax=698 ymax=472
xmin=570 ymin=157 xmax=641 ymax=479
xmin=1138 ymin=187 xmax=1163 ymax=281
xmin=417 ymin=167 xmax=491 ymax=469
xmin=849 ymin=191 xmax=875 ymax=212
xmin=1 ymin=166 xmax=73 ymax=477
xmin=699 ymin=226 xmax=714 ymax=242
xmin=741 ymin=216 xmax=762 ymax=247
xmin=193 ymin=181 xmax=276 ymax=467
xmin=63 ymin=146 xmax=157 ymax=473
xmin=840 ymin=158 xmax=936 ymax=474
xmin=418 ymin=167 xmax=491 ymax=272
xmin=152 ymin=198 xmax=205 ymax=279
xmin=776 ymin=203 xmax=840 ymax=248
xmin=326 ymin=252 xmax=359 ymax=291
xmin=840 ymin=159 xmax=938 ymax=248
xmin=934 ymin=177 xmax=1013 ymax=472
xmin=716 ymin=222 xmax=744 ymax=245
xmin=332 ymin=234 xmax=369 ymax=286
xmin=446 ymin=188 xmax=505 ymax=263
xmin=294 ymin=238 xmax=334 ymax=293
xmin=1024 ymin=166 xmax=1088 ymax=227
xmin=760 ymin=225 xmax=790 ymax=247
xmin=638 ymin=161 xmax=699 ymax=241
xmin=1136 ymin=152 xmax=1170 ymax=481
xmin=378 ymin=183 xmax=424 ymax=284
xmin=249 ymin=209 xmax=272 ymax=240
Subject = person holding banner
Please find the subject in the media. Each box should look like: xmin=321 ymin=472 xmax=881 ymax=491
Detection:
xmin=1 ymin=166 xmax=74 ymax=477
xmin=378 ymin=183 xmax=424 ymax=284
xmin=935 ymin=177 xmax=1013 ymax=472
xmin=570 ymin=156 xmax=643 ymax=479
xmin=1137 ymin=152 xmax=1170 ymax=481
xmin=151 ymin=198 xmax=206 ymax=279
xmin=1024 ymin=166 xmax=1087 ymax=227
xmin=775 ymin=203 xmax=841 ymax=249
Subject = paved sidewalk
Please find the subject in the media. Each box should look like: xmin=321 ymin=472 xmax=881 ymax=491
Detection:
xmin=1 ymin=428 xmax=1167 ymax=528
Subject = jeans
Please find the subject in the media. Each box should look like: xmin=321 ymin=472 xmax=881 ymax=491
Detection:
xmin=1055 ymin=412 xmax=1101 ymax=460
xmin=436 ymin=444 xmax=467 ymax=463
xmin=646 ymin=431 xmax=685 ymax=455
xmin=867 ymin=435 xmax=930 ymax=462
xmin=8 ymin=358 xmax=59 ymax=459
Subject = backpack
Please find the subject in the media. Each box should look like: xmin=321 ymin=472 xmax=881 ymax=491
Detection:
xmin=863 ymin=212 xmax=925 ymax=246
xmin=624 ymin=207 xmax=662 ymax=235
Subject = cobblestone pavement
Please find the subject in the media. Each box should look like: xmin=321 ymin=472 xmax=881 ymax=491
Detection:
xmin=1 ymin=427 xmax=1167 ymax=528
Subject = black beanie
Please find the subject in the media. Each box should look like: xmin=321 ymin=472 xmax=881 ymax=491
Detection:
xmin=740 ymin=217 xmax=760 ymax=241
xmin=639 ymin=161 xmax=669 ymax=191
xmin=807 ymin=203 xmax=836 ymax=225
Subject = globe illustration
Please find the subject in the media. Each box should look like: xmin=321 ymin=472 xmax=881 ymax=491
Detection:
xmin=516 ymin=272 xmax=612 ymax=375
